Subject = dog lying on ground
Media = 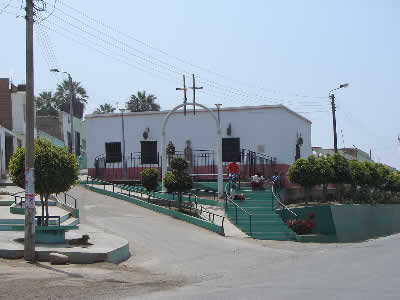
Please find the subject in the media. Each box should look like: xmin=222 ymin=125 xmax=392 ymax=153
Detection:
xmin=68 ymin=234 xmax=92 ymax=246
xmin=233 ymin=194 xmax=246 ymax=201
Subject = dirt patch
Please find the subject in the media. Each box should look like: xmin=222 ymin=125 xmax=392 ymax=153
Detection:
xmin=0 ymin=259 xmax=186 ymax=299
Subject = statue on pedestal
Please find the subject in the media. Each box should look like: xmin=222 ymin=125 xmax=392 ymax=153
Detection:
xmin=184 ymin=140 xmax=193 ymax=174
xmin=166 ymin=141 xmax=175 ymax=166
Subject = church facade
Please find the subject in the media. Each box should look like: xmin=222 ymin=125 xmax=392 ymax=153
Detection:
xmin=85 ymin=104 xmax=312 ymax=183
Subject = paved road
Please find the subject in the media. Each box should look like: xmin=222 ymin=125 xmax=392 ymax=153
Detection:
xmin=67 ymin=186 xmax=400 ymax=299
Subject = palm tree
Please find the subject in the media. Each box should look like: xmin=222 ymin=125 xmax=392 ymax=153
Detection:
xmin=35 ymin=91 xmax=58 ymax=116
xmin=93 ymin=103 xmax=116 ymax=114
xmin=126 ymin=91 xmax=160 ymax=112
xmin=54 ymin=80 xmax=88 ymax=119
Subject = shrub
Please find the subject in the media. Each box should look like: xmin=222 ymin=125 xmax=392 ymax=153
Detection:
xmin=163 ymin=157 xmax=193 ymax=209
xmin=141 ymin=168 xmax=159 ymax=191
xmin=9 ymin=138 xmax=79 ymax=225
xmin=287 ymin=156 xmax=320 ymax=204
xmin=169 ymin=157 xmax=188 ymax=171
xmin=286 ymin=213 xmax=315 ymax=235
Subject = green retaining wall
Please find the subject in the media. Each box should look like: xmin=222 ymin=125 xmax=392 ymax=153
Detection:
xmin=278 ymin=204 xmax=400 ymax=242
xmin=277 ymin=205 xmax=336 ymax=236
xmin=83 ymin=185 xmax=224 ymax=235
xmin=330 ymin=204 xmax=400 ymax=242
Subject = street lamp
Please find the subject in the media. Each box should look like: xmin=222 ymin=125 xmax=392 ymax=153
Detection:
xmin=329 ymin=83 xmax=349 ymax=153
xmin=214 ymin=104 xmax=222 ymax=124
xmin=50 ymin=68 xmax=75 ymax=155
xmin=120 ymin=108 xmax=127 ymax=179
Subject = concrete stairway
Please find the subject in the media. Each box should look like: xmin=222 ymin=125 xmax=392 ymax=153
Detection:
xmin=225 ymin=187 xmax=296 ymax=241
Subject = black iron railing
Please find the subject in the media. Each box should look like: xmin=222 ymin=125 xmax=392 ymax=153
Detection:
xmin=85 ymin=176 xmax=225 ymax=231
xmin=271 ymin=183 xmax=297 ymax=218
xmin=35 ymin=215 xmax=61 ymax=226
xmin=224 ymin=181 xmax=252 ymax=235
xmin=55 ymin=192 xmax=78 ymax=209
xmin=93 ymin=149 xmax=277 ymax=181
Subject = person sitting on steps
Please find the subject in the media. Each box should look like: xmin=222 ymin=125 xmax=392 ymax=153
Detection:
xmin=251 ymin=172 xmax=265 ymax=191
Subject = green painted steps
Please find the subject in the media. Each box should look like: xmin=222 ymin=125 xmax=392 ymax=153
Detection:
xmin=225 ymin=187 xmax=296 ymax=241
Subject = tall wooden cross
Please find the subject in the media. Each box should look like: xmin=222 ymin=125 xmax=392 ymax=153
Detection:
xmin=176 ymin=75 xmax=188 ymax=115
xmin=188 ymin=74 xmax=203 ymax=115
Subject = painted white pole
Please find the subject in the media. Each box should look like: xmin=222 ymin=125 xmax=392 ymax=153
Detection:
xmin=217 ymin=128 xmax=223 ymax=198
xmin=161 ymin=130 xmax=167 ymax=192
xmin=160 ymin=102 xmax=222 ymax=195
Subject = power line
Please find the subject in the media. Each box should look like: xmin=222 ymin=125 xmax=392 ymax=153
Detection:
xmin=44 ymin=10 xmax=330 ymax=112
xmin=57 ymin=0 xmax=327 ymax=101
xmin=50 ymin=3 xmax=329 ymax=107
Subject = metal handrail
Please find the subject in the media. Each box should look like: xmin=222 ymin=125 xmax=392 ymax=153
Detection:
xmin=35 ymin=215 xmax=61 ymax=226
xmin=271 ymin=184 xmax=297 ymax=218
xmin=55 ymin=192 xmax=77 ymax=209
xmin=86 ymin=177 xmax=225 ymax=231
xmin=224 ymin=181 xmax=252 ymax=234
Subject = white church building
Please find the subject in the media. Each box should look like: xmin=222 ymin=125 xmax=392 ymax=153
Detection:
xmin=86 ymin=104 xmax=312 ymax=185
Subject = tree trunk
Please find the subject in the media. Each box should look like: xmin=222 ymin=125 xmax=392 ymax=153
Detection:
xmin=304 ymin=186 xmax=311 ymax=205
xmin=40 ymin=194 xmax=44 ymax=226
xmin=45 ymin=195 xmax=49 ymax=226
xmin=178 ymin=193 xmax=182 ymax=211
xmin=322 ymin=184 xmax=328 ymax=202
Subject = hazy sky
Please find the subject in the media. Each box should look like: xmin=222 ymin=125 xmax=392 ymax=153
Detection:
xmin=1 ymin=0 xmax=399 ymax=168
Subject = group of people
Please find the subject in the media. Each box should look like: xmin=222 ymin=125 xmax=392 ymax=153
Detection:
xmin=226 ymin=162 xmax=281 ymax=192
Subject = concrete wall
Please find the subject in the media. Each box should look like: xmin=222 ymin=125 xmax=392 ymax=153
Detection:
xmin=85 ymin=105 xmax=312 ymax=169
xmin=277 ymin=205 xmax=336 ymax=236
xmin=330 ymin=204 xmax=400 ymax=242
xmin=278 ymin=204 xmax=400 ymax=242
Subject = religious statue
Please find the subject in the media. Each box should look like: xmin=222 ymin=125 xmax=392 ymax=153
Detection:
xmin=184 ymin=140 xmax=193 ymax=174
xmin=295 ymin=134 xmax=303 ymax=161
xmin=166 ymin=141 xmax=175 ymax=165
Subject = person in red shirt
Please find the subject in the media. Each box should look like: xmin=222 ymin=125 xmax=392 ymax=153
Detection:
xmin=227 ymin=162 xmax=240 ymax=181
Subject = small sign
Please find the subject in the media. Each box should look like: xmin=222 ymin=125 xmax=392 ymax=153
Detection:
xmin=25 ymin=168 xmax=35 ymax=208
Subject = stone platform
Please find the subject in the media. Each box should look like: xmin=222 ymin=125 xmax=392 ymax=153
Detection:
xmin=0 ymin=224 xmax=130 ymax=264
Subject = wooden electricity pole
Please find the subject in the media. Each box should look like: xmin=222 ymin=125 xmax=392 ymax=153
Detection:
xmin=24 ymin=0 xmax=36 ymax=261
xmin=176 ymin=75 xmax=188 ymax=115
xmin=189 ymin=74 xmax=203 ymax=115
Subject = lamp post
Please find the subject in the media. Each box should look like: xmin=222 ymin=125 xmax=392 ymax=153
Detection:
xmin=329 ymin=83 xmax=349 ymax=153
xmin=50 ymin=68 xmax=75 ymax=155
xmin=120 ymin=108 xmax=127 ymax=179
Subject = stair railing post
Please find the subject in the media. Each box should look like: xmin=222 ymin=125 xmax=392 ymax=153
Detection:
xmin=235 ymin=206 xmax=238 ymax=224
xmin=250 ymin=215 xmax=252 ymax=235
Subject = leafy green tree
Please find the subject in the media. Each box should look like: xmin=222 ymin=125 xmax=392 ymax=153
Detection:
xmin=315 ymin=156 xmax=334 ymax=202
xmin=386 ymin=172 xmax=400 ymax=192
xmin=35 ymin=91 xmax=58 ymax=116
xmin=126 ymin=91 xmax=160 ymax=112
xmin=93 ymin=103 xmax=116 ymax=114
xmin=287 ymin=156 xmax=320 ymax=204
xmin=8 ymin=139 xmax=79 ymax=225
xmin=163 ymin=157 xmax=193 ymax=210
xmin=141 ymin=168 xmax=159 ymax=192
xmin=55 ymin=79 xmax=88 ymax=119
xmin=329 ymin=153 xmax=351 ymax=202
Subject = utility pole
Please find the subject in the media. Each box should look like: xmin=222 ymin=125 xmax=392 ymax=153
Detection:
xmin=330 ymin=93 xmax=338 ymax=153
xmin=24 ymin=0 xmax=36 ymax=261
xmin=329 ymin=83 xmax=349 ymax=154
xmin=68 ymin=74 xmax=75 ymax=155
xmin=189 ymin=74 xmax=203 ymax=115
xmin=176 ymin=75 xmax=188 ymax=115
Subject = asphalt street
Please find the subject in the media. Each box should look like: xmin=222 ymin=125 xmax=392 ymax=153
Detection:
xmin=66 ymin=185 xmax=400 ymax=300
